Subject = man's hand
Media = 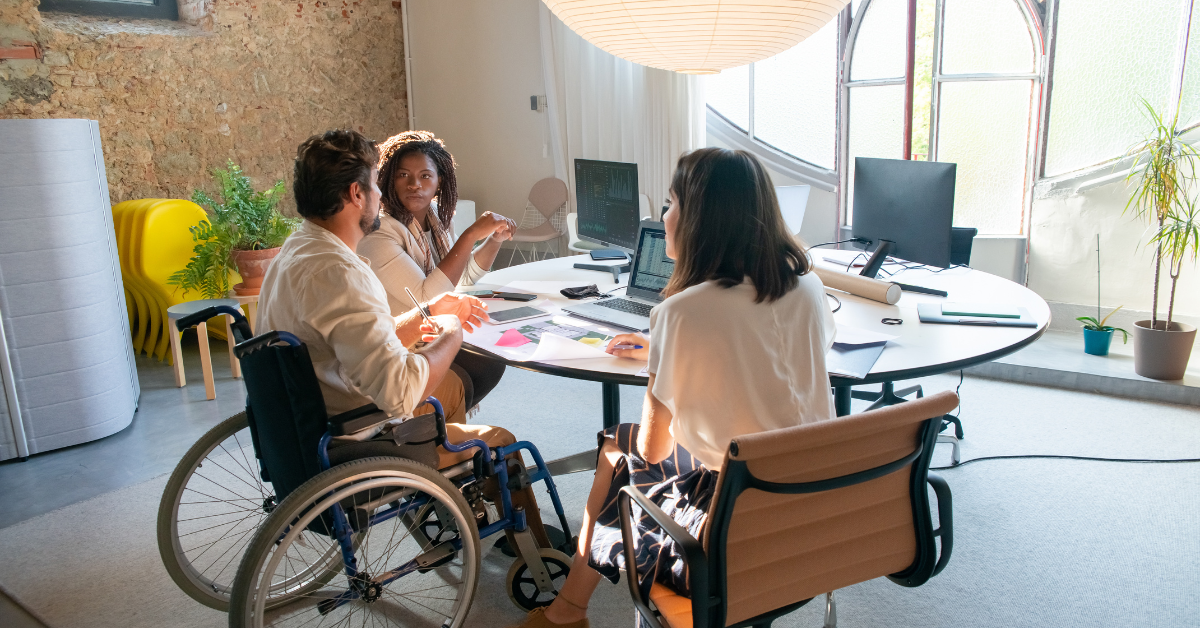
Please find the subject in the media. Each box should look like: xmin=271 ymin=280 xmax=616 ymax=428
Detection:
xmin=418 ymin=314 xmax=462 ymax=345
xmin=426 ymin=292 xmax=489 ymax=332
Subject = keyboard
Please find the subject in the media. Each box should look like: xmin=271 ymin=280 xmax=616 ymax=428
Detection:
xmin=595 ymin=298 xmax=652 ymax=317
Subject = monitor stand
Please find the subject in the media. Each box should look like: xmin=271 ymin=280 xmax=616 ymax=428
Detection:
xmin=859 ymin=240 xmax=893 ymax=279
xmin=573 ymin=261 xmax=629 ymax=283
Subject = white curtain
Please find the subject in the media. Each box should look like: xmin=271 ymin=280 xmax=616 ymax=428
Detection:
xmin=539 ymin=4 xmax=706 ymax=220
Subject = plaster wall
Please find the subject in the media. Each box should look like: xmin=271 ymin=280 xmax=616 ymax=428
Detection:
xmin=0 ymin=0 xmax=409 ymax=211
xmin=406 ymin=0 xmax=554 ymax=225
xmin=1029 ymin=179 xmax=1200 ymax=323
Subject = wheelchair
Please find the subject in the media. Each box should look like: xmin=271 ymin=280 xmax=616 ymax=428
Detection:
xmin=155 ymin=305 xmax=576 ymax=626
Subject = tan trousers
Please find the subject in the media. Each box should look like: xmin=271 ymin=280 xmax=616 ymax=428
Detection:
xmin=417 ymin=369 xmax=552 ymax=548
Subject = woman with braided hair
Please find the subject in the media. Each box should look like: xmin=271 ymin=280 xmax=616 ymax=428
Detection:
xmin=359 ymin=130 xmax=516 ymax=414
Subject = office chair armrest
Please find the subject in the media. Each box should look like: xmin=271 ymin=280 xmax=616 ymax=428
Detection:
xmin=927 ymin=473 xmax=953 ymax=576
xmin=617 ymin=486 xmax=709 ymax=628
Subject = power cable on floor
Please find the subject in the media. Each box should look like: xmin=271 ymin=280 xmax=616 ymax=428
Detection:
xmin=932 ymin=454 xmax=1200 ymax=471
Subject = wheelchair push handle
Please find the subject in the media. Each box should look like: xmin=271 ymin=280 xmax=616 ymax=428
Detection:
xmin=176 ymin=306 xmax=253 ymax=345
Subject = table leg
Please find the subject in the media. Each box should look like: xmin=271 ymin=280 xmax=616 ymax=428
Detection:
xmin=834 ymin=386 xmax=852 ymax=417
xmin=546 ymin=381 xmax=622 ymax=476
xmin=602 ymin=381 xmax=620 ymax=429
xmin=196 ymin=321 xmax=216 ymax=401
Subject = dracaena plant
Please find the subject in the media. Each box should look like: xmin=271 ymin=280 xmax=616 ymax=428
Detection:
xmin=1124 ymin=99 xmax=1199 ymax=330
xmin=168 ymin=161 xmax=298 ymax=299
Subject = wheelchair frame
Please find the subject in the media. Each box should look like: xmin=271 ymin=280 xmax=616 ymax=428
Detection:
xmin=166 ymin=305 xmax=576 ymax=622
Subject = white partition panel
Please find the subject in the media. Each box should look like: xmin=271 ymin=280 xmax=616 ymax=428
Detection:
xmin=0 ymin=119 xmax=139 ymax=461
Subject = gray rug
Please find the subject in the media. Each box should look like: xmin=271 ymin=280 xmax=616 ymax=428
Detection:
xmin=1 ymin=371 xmax=1198 ymax=627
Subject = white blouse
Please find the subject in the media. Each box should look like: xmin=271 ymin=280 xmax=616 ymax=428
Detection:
xmin=647 ymin=272 xmax=837 ymax=470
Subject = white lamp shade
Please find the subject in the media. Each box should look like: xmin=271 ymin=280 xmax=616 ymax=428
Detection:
xmin=543 ymin=0 xmax=850 ymax=74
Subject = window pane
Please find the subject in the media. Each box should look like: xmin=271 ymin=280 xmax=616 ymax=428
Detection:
xmin=846 ymin=84 xmax=906 ymax=223
xmin=937 ymin=80 xmax=1033 ymax=234
xmin=704 ymin=65 xmax=751 ymax=131
xmin=851 ymin=0 xmax=908 ymax=81
xmin=753 ymin=19 xmax=838 ymax=169
xmin=941 ymin=0 xmax=1035 ymax=75
xmin=1044 ymin=0 xmax=1181 ymax=176
xmin=1179 ymin=4 xmax=1200 ymax=130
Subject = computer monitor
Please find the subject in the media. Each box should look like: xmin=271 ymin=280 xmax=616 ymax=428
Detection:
xmin=851 ymin=157 xmax=956 ymax=274
xmin=574 ymin=159 xmax=641 ymax=253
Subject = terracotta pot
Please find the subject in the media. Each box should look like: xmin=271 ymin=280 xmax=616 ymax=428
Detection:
xmin=1132 ymin=319 xmax=1197 ymax=380
xmin=230 ymin=247 xmax=280 ymax=296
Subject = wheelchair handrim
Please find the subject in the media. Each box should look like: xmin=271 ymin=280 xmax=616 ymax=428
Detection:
xmin=246 ymin=471 xmax=479 ymax=628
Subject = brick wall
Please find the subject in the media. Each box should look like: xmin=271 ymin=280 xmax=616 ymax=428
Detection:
xmin=0 ymin=0 xmax=409 ymax=212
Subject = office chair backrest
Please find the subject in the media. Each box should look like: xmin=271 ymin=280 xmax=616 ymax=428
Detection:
xmin=707 ymin=391 xmax=959 ymax=626
xmin=950 ymin=227 xmax=977 ymax=266
xmin=528 ymin=177 xmax=569 ymax=220
xmin=238 ymin=335 xmax=331 ymax=503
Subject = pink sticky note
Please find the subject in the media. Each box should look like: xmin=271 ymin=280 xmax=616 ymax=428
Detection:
xmin=495 ymin=328 xmax=531 ymax=347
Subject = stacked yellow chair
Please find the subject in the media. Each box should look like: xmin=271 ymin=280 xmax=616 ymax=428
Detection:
xmin=111 ymin=199 xmax=238 ymax=362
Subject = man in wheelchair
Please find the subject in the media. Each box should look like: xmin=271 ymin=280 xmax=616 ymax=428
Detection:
xmin=258 ymin=128 xmax=552 ymax=548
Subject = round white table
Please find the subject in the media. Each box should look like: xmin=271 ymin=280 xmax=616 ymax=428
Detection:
xmin=463 ymin=252 xmax=1049 ymax=470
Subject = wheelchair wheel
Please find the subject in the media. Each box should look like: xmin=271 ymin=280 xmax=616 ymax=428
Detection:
xmin=505 ymin=548 xmax=573 ymax=611
xmin=229 ymin=456 xmax=481 ymax=628
xmin=157 ymin=412 xmax=344 ymax=611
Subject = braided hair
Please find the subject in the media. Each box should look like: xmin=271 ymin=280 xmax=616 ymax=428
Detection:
xmin=376 ymin=130 xmax=458 ymax=232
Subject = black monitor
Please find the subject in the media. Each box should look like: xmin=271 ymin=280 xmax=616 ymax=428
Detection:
xmin=851 ymin=157 xmax=956 ymax=275
xmin=574 ymin=158 xmax=641 ymax=253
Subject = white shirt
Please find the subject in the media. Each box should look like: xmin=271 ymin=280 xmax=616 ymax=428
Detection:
xmin=257 ymin=220 xmax=429 ymax=418
xmin=358 ymin=213 xmax=488 ymax=316
xmin=647 ymin=273 xmax=837 ymax=469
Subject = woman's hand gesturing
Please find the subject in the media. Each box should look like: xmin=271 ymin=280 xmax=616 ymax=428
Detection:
xmin=467 ymin=211 xmax=516 ymax=243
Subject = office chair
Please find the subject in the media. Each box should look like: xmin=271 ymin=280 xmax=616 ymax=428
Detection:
xmin=950 ymin=227 xmax=977 ymax=266
xmin=619 ymin=391 xmax=958 ymax=628
xmin=512 ymin=177 xmax=569 ymax=264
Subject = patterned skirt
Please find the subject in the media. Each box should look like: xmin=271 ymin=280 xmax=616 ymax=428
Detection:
xmin=587 ymin=423 xmax=717 ymax=599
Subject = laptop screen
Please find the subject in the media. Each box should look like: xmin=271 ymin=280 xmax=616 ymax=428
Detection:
xmin=627 ymin=225 xmax=674 ymax=300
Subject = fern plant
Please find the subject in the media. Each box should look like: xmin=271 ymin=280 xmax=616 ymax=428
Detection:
xmin=168 ymin=161 xmax=299 ymax=299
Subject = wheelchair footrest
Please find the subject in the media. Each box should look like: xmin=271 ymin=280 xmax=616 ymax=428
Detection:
xmin=416 ymin=542 xmax=458 ymax=573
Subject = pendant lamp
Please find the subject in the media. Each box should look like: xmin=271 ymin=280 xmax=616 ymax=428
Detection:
xmin=542 ymin=0 xmax=850 ymax=74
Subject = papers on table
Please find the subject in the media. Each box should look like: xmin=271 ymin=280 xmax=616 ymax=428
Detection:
xmin=833 ymin=324 xmax=897 ymax=347
xmin=826 ymin=324 xmax=897 ymax=379
xmin=466 ymin=314 xmax=624 ymax=362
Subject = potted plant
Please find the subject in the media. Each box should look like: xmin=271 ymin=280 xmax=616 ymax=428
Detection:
xmin=169 ymin=161 xmax=298 ymax=298
xmin=1077 ymin=307 xmax=1128 ymax=357
xmin=1124 ymin=100 xmax=1200 ymax=379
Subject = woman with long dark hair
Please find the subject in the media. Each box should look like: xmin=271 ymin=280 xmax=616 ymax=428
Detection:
xmin=359 ymin=130 xmax=516 ymax=413
xmin=511 ymin=148 xmax=836 ymax=628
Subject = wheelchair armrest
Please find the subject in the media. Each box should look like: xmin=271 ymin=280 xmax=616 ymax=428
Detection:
xmin=617 ymin=486 xmax=709 ymax=628
xmin=927 ymin=473 xmax=953 ymax=576
xmin=327 ymin=404 xmax=389 ymax=437
xmin=176 ymin=305 xmax=253 ymax=344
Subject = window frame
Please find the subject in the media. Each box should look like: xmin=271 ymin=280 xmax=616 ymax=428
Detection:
xmin=1035 ymin=0 xmax=1199 ymax=195
xmin=838 ymin=0 xmax=1046 ymax=235
xmin=39 ymin=0 xmax=179 ymax=21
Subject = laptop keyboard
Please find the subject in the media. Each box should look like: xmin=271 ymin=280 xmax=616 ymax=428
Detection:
xmin=596 ymin=298 xmax=652 ymax=317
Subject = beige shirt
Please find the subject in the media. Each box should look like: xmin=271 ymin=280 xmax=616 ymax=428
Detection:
xmin=358 ymin=213 xmax=488 ymax=316
xmin=647 ymin=273 xmax=837 ymax=469
xmin=257 ymin=220 xmax=429 ymax=418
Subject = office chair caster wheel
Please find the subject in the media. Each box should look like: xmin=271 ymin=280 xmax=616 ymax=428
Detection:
xmin=506 ymin=548 xmax=573 ymax=611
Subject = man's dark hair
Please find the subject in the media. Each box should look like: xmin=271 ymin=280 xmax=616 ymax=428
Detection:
xmin=293 ymin=129 xmax=379 ymax=220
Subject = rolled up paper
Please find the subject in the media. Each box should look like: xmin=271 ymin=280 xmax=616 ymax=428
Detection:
xmin=814 ymin=264 xmax=902 ymax=305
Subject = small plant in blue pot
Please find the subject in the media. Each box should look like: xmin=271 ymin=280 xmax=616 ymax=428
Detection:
xmin=1077 ymin=307 xmax=1129 ymax=356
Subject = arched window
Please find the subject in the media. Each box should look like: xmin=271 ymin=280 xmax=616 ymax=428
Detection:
xmin=704 ymin=15 xmax=842 ymax=174
xmin=842 ymin=0 xmax=1044 ymax=236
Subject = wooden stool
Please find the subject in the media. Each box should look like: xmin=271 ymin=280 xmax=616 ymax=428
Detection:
xmin=167 ymin=298 xmax=242 ymax=400
xmin=226 ymin=292 xmax=260 ymax=335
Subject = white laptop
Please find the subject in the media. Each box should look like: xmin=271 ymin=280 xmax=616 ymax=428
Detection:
xmin=562 ymin=222 xmax=673 ymax=332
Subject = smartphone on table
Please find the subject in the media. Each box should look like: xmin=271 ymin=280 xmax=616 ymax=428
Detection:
xmin=487 ymin=306 xmax=551 ymax=324
xmin=462 ymin=290 xmax=538 ymax=302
